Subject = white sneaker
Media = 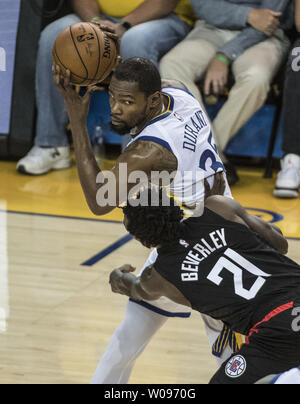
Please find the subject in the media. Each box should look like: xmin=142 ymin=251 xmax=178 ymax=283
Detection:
xmin=274 ymin=154 xmax=300 ymax=198
xmin=17 ymin=146 xmax=71 ymax=175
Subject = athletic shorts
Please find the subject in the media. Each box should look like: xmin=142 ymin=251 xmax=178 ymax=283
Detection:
xmin=210 ymin=299 xmax=300 ymax=384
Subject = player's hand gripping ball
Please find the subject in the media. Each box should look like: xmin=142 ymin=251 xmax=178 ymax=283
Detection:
xmin=52 ymin=22 xmax=118 ymax=86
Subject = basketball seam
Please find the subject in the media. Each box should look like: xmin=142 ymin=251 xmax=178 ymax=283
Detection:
xmin=87 ymin=23 xmax=101 ymax=83
xmin=69 ymin=25 xmax=89 ymax=81
xmin=53 ymin=44 xmax=89 ymax=82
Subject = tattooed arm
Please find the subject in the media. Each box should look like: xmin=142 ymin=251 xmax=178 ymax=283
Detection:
xmin=53 ymin=66 xmax=177 ymax=216
xmin=70 ymin=135 xmax=177 ymax=216
xmin=104 ymin=140 xmax=178 ymax=210
xmin=79 ymin=139 xmax=177 ymax=215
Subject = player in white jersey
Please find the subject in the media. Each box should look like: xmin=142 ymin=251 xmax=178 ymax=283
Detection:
xmin=256 ymin=367 xmax=300 ymax=384
xmin=54 ymin=57 xmax=237 ymax=384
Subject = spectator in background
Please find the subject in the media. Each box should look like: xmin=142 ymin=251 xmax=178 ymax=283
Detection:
xmin=17 ymin=0 xmax=194 ymax=175
xmin=274 ymin=0 xmax=300 ymax=199
xmin=160 ymin=0 xmax=293 ymax=185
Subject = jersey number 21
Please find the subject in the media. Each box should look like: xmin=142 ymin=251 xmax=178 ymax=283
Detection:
xmin=207 ymin=248 xmax=271 ymax=300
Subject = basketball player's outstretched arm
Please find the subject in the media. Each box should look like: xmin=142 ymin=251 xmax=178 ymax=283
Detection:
xmin=205 ymin=196 xmax=289 ymax=255
xmin=53 ymin=65 xmax=178 ymax=216
xmin=110 ymin=265 xmax=162 ymax=301
xmin=110 ymin=265 xmax=191 ymax=307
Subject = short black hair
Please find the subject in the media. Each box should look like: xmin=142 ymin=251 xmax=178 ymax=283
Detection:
xmin=123 ymin=187 xmax=184 ymax=249
xmin=113 ymin=58 xmax=162 ymax=97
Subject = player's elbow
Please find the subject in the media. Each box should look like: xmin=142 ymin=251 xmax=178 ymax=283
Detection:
xmin=87 ymin=201 xmax=112 ymax=217
xmin=280 ymin=238 xmax=289 ymax=255
xmin=90 ymin=206 xmax=103 ymax=216
xmin=267 ymin=224 xmax=289 ymax=255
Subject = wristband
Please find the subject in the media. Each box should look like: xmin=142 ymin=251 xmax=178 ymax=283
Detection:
xmin=214 ymin=54 xmax=231 ymax=66
xmin=90 ymin=17 xmax=101 ymax=22
xmin=121 ymin=21 xmax=132 ymax=31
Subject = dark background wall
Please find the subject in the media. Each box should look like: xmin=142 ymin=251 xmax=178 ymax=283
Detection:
xmin=0 ymin=0 xmax=72 ymax=160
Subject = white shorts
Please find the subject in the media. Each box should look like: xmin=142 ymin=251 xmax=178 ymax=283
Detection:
xmin=270 ymin=367 xmax=300 ymax=384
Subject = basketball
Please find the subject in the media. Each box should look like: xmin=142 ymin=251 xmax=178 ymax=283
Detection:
xmin=52 ymin=22 xmax=118 ymax=86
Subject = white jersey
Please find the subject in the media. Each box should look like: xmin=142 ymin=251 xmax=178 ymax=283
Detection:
xmin=270 ymin=367 xmax=300 ymax=384
xmin=127 ymin=87 xmax=227 ymax=210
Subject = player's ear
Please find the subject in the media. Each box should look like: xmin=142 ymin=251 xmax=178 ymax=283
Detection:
xmin=148 ymin=91 xmax=161 ymax=109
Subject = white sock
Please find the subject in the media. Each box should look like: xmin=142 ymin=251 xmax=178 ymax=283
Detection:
xmin=90 ymin=300 xmax=168 ymax=384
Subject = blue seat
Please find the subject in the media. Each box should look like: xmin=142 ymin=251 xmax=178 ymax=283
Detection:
xmin=205 ymin=101 xmax=283 ymax=159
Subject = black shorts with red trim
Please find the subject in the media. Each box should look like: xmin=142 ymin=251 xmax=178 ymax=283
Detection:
xmin=210 ymin=299 xmax=300 ymax=384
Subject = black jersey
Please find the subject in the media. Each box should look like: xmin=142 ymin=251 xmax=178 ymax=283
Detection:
xmin=155 ymin=208 xmax=300 ymax=335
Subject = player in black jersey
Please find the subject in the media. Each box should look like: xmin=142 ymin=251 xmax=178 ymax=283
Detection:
xmin=110 ymin=187 xmax=300 ymax=384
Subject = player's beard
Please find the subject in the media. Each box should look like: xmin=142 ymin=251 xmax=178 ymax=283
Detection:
xmin=110 ymin=108 xmax=148 ymax=136
xmin=109 ymin=122 xmax=133 ymax=136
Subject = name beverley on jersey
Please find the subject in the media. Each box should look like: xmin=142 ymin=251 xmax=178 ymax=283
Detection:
xmin=181 ymin=228 xmax=227 ymax=281
xmin=183 ymin=110 xmax=208 ymax=153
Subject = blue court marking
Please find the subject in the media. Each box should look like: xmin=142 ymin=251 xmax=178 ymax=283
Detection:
xmin=3 ymin=209 xmax=300 ymax=268
xmin=129 ymin=298 xmax=191 ymax=318
xmin=245 ymin=207 xmax=284 ymax=224
xmin=81 ymin=234 xmax=134 ymax=267
xmin=0 ymin=209 xmax=121 ymax=224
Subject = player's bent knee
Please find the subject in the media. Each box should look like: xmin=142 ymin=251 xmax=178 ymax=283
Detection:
xmin=39 ymin=15 xmax=80 ymax=50
xmin=160 ymin=54 xmax=188 ymax=81
xmin=238 ymin=67 xmax=272 ymax=90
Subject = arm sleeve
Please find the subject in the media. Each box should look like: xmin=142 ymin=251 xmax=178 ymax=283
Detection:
xmin=218 ymin=0 xmax=290 ymax=60
xmin=190 ymin=0 xmax=251 ymax=29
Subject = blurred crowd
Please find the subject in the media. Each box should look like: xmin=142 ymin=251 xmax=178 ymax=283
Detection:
xmin=17 ymin=0 xmax=300 ymax=199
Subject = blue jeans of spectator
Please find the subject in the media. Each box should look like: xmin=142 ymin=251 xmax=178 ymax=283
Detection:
xmin=34 ymin=13 xmax=190 ymax=148
xmin=282 ymin=36 xmax=300 ymax=156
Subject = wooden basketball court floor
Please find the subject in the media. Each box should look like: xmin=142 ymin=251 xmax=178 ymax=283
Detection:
xmin=0 ymin=159 xmax=299 ymax=384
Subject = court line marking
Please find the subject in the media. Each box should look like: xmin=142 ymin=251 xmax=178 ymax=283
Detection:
xmin=2 ymin=209 xmax=300 ymax=267
xmin=0 ymin=209 xmax=122 ymax=224
xmin=0 ymin=202 xmax=9 ymax=333
xmin=0 ymin=206 xmax=286 ymax=225
xmin=245 ymin=207 xmax=283 ymax=224
xmin=81 ymin=234 xmax=134 ymax=267
xmin=0 ymin=209 xmax=133 ymax=267
xmin=82 ymin=236 xmax=300 ymax=267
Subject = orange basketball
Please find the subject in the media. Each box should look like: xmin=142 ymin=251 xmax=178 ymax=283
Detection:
xmin=52 ymin=22 xmax=118 ymax=86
